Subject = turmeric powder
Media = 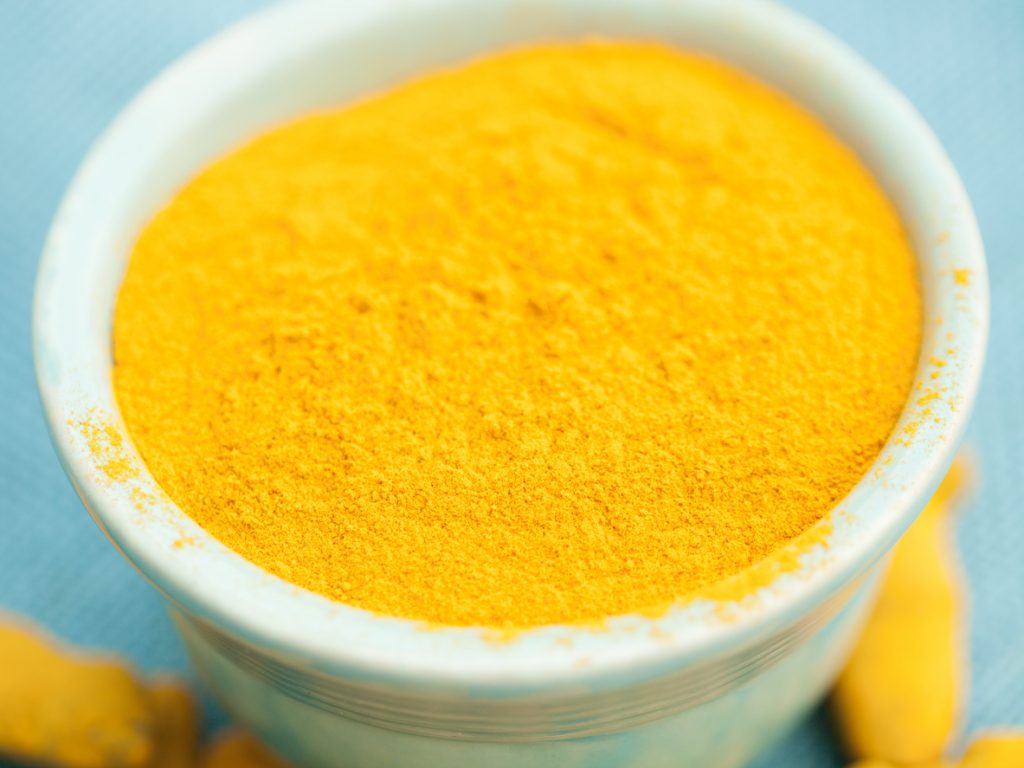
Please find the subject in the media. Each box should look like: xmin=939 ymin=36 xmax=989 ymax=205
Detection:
xmin=833 ymin=459 xmax=970 ymax=764
xmin=113 ymin=42 xmax=921 ymax=628
xmin=199 ymin=730 xmax=290 ymax=768
xmin=0 ymin=619 xmax=155 ymax=767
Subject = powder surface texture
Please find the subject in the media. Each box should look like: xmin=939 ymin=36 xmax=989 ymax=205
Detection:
xmin=113 ymin=43 xmax=922 ymax=628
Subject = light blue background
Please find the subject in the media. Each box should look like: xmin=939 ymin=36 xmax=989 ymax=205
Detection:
xmin=1 ymin=2 xmax=1021 ymax=765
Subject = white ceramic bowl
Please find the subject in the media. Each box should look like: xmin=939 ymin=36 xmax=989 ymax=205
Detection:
xmin=34 ymin=1 xmax=987 ymax=766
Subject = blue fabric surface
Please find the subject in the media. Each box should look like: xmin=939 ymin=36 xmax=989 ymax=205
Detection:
xmin=1 ymin=2 xmax=1021 ymax=765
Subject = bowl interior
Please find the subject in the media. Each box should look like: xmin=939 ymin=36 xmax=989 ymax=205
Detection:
xmin=34 ymin=0 xmax=986 ymax=688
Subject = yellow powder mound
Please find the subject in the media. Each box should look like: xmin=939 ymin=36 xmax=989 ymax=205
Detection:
xmin=113 ymin=42 xmax=921 ymax=628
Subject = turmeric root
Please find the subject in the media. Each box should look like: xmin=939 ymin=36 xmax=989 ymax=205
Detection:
xmin=199 ymin=729 xmax=291 ymax=767
xmin=145 ymin=678 xmax=199 ymax=768
xmin=833 ymin=459 xmax=971 ymax=764
xmin=959 ymin=733 xmax=1024 ymax=767
xmin=0 ymin=619 xmax=155 ymax=767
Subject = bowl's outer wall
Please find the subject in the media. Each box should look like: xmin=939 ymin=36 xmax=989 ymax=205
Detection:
xmin=174 ymin=574 xmax=880 ymax=768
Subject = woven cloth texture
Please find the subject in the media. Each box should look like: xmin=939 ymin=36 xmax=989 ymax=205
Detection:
xmin=1 ymin=2 xmax=1021 ymax=765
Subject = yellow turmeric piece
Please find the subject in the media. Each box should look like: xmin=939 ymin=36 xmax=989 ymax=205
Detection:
xmin=199 ymin=730 xmax=290 ymax=768
xmin=847 ymin=732 xmax=1024 ymax=768
xmin=0 ymin=619 xmax=155 ymax=767
xmin=959 ymin=733 xmax=1024 ymax=767
xmin=113 ymin=42 xmax=921 ymax=628
xmin=833 ymin=459 xmax=970 ymax=764
xmin=145 ymin=679 xmax=198 ymax=768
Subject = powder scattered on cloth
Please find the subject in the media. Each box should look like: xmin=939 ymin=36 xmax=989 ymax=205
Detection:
xmin=113 ymin=42 xmax=922 ymax=628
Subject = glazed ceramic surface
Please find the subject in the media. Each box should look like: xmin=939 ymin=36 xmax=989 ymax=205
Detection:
xmin=34 ymin=1 xmax=987 ymax=766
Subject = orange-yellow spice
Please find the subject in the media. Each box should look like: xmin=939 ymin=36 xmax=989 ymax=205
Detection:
xmin=113 ymin=42 xmax=921 ymax=628
xmin=833 ymin=459 xmax=970 ymax=765
xmin=199 ymin=731 xmax=290 ymax=768
xmin=78 ymin=418 xmax=138 ymax=483
xmin=145 ymin=679 xmax=198 ymax=768
xmin=959 ymin=733 xmax=1024 ymax=767
xmin=0 ymin=619 xmax=155 ymax=768
xmin=846 ymin=732 xmax=1024 ymax=767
